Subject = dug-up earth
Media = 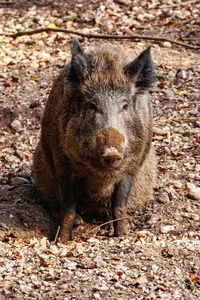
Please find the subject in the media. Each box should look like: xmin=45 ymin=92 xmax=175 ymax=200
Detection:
xmin=0 ymin=1 xmax=200 ymax=299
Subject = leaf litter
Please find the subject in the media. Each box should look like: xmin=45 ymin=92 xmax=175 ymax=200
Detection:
xmin=0 ymin=0 xmax=200 ymax=299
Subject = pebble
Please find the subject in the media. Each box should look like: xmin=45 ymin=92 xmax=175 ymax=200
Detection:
xmin=191 ymin=214 xmax=200 ymax=221
xmin=188 ymin=173 xmax=196 ymax=180
xmin=153 ymin=127 xmax=168 ymax=136
xmin=187 ymin=183 xmax=200 ymax=200
xmin=179 ymin=69 xmax=187 ymax=80
xmin=160 ymin=225 xmax=175 ymax=234
xmin=195 ymin=165 xmax=200 ymax=172
xmin=114 ymin=282 xmax=126 ymax=289
xmin=137 ymin=14 xmax=145 ymax=21
xmin=49 ymin=245 xmax=60 ymax=256
xmin=10 ymin=120 xmax=22 ymax=132
xmin=81 ymin=28 xmax=91 ymax=34
xmin=93 ymin=292 xmax=101 ymax=300
xmin=152 ymin=264 xmax=159 ymax=274
xmin=175 ymin=267 xmax=182 ymax=275
xmin=173 ymin=181 xmax=182 ymax=189
xmin=161 ymin=41 xmax=172 ymax=48
xmin=165 ymin=89 xmax=174 ymax=98
xmin=102 ymin=20 xmax=114 ymax=33
xmin=93 ymin=284 xmax=109 ymax=291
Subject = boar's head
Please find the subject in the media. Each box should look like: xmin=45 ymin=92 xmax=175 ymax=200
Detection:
xmin=63 ymin=40 xmax=155 ymax=174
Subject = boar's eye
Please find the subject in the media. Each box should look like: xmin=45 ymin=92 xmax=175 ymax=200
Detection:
xmin=122 ymin=102 xmax=129 ymax=111
xmin=86 ymin=102 xmax=97 ymax=111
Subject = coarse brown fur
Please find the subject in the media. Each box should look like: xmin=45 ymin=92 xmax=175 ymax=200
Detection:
xmin=32 ymin=41 xmax=157 ymax=242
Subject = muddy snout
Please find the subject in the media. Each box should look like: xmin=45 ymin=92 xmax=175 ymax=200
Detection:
xmin=96 ymin=127 xmax=126 ymax=168
xmin=102 ymin=147 xmax=123 ymax=167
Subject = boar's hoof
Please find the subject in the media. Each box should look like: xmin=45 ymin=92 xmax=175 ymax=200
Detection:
xmin=114 ymin=220 xmax=129 ymax=237
xmin=59 ymin=211 xmax=75 ymax=242
xmin=59 ymin=228 xmax=72 ymax=243
xmin=73 ymin=214 xmax=84 ymax=227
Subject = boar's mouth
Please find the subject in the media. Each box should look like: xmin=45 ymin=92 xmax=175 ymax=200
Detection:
xmin=88 ymin=155 xmax=124 ymax=171
xmin=101 ymin=146 xmax=123 ymax=168
xmin=80 ymin=147 xmax=125 ymax=172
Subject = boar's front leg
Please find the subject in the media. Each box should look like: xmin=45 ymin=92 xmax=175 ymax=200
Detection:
xmin=112 ymin=174 xmax=132 ymax=237
xmin=57 ymin=175 xmax=78 ymax=242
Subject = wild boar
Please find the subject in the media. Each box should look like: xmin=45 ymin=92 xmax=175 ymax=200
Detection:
xmin=32 ymin=40 xmax=157 ymax=242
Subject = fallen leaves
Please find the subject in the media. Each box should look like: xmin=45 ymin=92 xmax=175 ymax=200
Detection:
xmin=160 ymin=247 xmax=174 ymax=259
xmin=0 ymin=1 xmax=200 ymax=299
xmin=47 ymin=23 xmax=57 ymax=29
xmin=132 ymin=275 xmax=149 ymax=286
xmin=0 ymin=280 xmax=12 ymax=287
xmin=183 ymin=273 xmax=200 ymax=290
xmin=175 ymin=90 xmax=191 ymax=96
xmin=29 ymin=75 xmax=40 ymax=82
xmin=189 ymin=273 xmax=199 ymax=283
xmin=76 ymin=262 xmax=98 ymax=269
xmin=2 ymin=232 xmax=17 ymax=243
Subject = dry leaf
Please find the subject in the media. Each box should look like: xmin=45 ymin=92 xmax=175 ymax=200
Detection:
xmin=29 ymin=75 xmax=40 ymax=82
xmin=175 ymin=90 xmax=191 ymax=96
xmin=4 ymin=80 xmax=13 ymax=87
xmin=181 ymin=60 xmax=190 ymax=66
xmin=47 ymin=23 xmax=57 ymax=29
xmin=189 ymin=273 xmax=199 ymax=283
xmin=132 ymin=276 xmax=149 ymax=286
xmin=160 ymin=247 xmax=174 ymax=258
xmin=116 ymin=271 xmax=124 ymax=276
xmin=66 ymin=21 xmax=74 ymax=28
xmin=0 ymin=280 xmax=12 ymax=287
xmin=4 ymin=274 xmax=17 ymax=280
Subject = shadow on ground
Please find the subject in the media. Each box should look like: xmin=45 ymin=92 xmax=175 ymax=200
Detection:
xmin=0 ymin=183 xmax=57 ymax=242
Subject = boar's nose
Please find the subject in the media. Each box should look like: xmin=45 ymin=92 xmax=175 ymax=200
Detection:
xmin=102 ymin=147 xmax=123 ymax=167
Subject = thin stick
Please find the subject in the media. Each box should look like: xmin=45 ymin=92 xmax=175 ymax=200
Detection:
xmin=155 ymin=116 xmax=199 ymax=125
xmin=54 ymin=226 xmax=60 ymax=242
xmin=86 ymin=217 xmax=130 ymax=234
xmin=0 ymin=1 xmax=14 ymax=4
xmin=1 ymin=27 xmax=199 ymax=50
xmin=150 ymin=0 xmax=200 ymax=9
xmin=154 ymin=117 xmax=174 ymax=125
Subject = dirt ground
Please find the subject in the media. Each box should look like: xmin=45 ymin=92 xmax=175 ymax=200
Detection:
xmin=0 ymin=1 xmax=200 ymax=299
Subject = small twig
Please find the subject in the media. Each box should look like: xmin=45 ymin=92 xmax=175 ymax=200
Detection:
xmin=86 ymin=217 xmax=130 ymax=235
xmin=179 ymin=116 xmax=200 ymax=122
xmin=154 ymin=18 xmax=196 ymax=27
xmin=150 ymin=0 xmax=200 ymax=9
xmin=1 ymin=27 xmax=199 ymax=50
xmin=54 ymin=226 xmax=60 ymax=242
xmin=0 ymin=1 xmax=14 ymax=4
xmin=154 ymin=117 xmax=174 ymax=125
xmin=154 ymin=115 xmax=199 ymax=125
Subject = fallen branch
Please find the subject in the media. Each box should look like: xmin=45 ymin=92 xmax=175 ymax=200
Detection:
xmin=1 ymin=27 xmax=199 ymax=50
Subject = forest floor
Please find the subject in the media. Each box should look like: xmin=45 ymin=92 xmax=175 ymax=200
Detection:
xmin=0 ymin=0 xmax=200 ymax=299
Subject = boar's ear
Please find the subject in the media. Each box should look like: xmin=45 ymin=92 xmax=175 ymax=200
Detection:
xmin=69 ymin=39 xmax=92 ymax=83
xmin=124 ymin=47 xmax=155 ymax=91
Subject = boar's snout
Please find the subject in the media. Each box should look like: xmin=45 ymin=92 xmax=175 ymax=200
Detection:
xmin=102 ymin=147 xmax=123 ymax=167
xmin=95 ymin=127 xmax=126 ymax=168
